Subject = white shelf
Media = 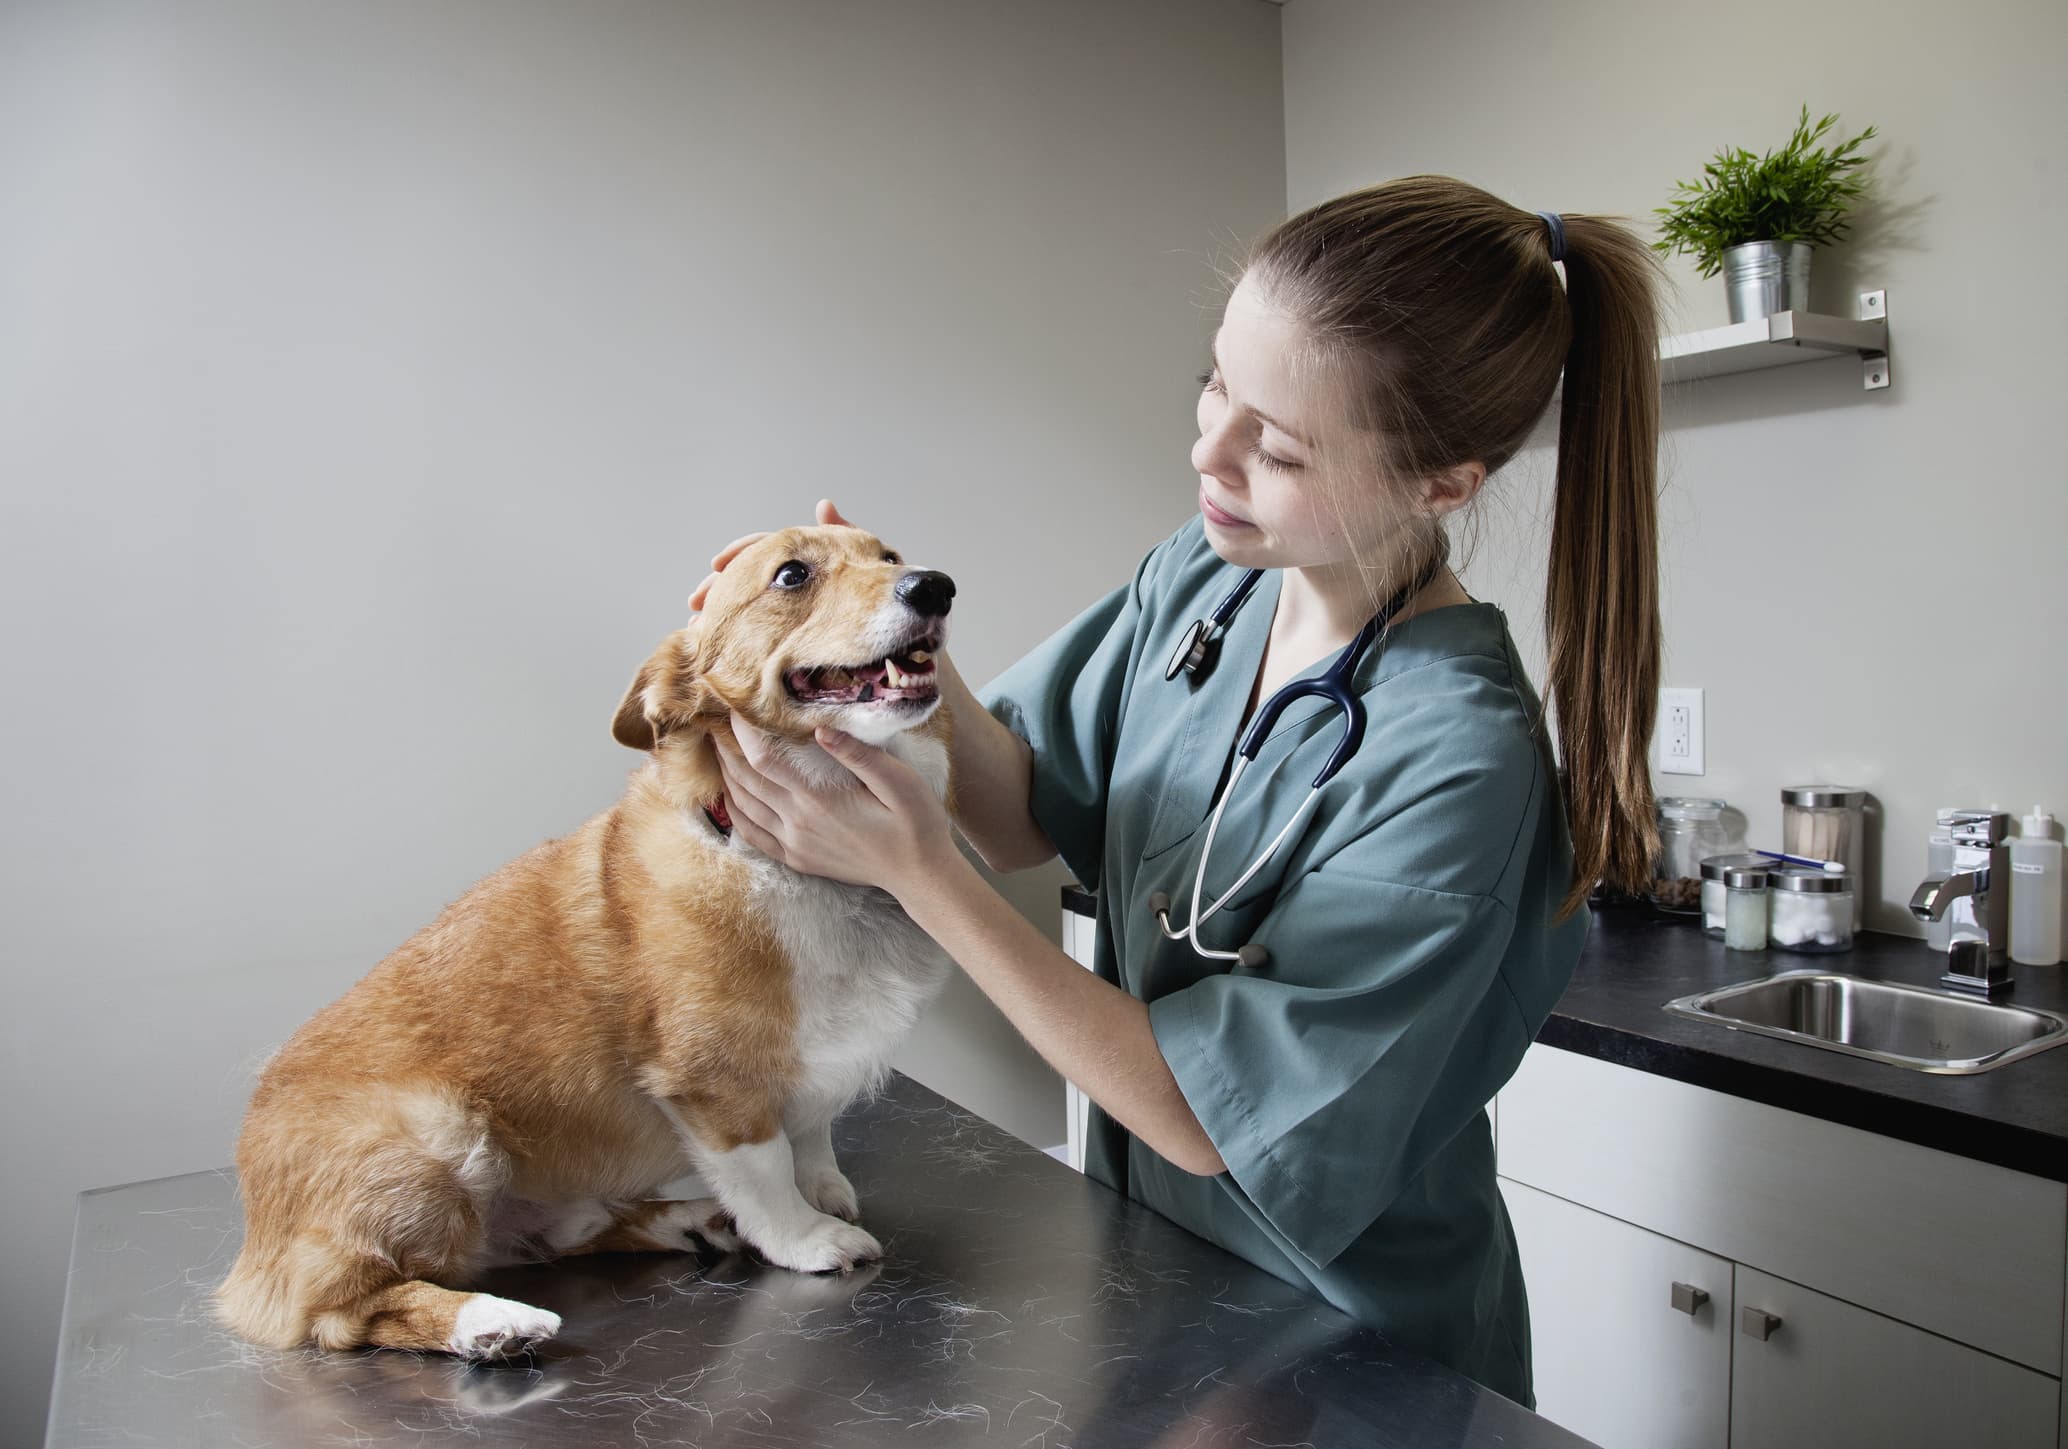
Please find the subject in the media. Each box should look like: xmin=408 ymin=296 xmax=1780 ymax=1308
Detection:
xmin=1659 ymin=290 xmax=1890 ymax=390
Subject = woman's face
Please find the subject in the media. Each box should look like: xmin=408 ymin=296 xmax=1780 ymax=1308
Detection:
xmin=1192 ymin=273 xmax=1399 ymax=573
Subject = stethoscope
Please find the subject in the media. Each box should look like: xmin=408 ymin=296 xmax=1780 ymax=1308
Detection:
xmin=1149 ymin=554 xmax=1444 ymax=969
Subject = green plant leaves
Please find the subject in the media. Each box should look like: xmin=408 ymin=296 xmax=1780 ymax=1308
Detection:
xmin=1652 ymin=105 xmax=1878 ymax=278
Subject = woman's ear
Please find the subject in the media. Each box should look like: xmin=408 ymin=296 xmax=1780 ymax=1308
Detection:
xmin=611 ymin=623 xmax=713 ymax=752
xmin=1422 ymin=460 xmax=1487 ymax=516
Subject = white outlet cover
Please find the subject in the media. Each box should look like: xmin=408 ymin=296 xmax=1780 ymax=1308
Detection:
xmin=1660 ymin=687 xmax=1705 ymax=776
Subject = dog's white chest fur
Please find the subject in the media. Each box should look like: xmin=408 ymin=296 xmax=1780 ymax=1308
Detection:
xmin=746 ymin=731 xmax=955 ymax=1117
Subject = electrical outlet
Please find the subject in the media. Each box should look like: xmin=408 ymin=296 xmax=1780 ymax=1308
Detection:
xmin=1660 ymin=687 xmax=1705 ymax=776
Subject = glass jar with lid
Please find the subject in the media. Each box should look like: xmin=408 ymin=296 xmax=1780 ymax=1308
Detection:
xmin=1701 ymin=852 xmax=1772 ymax=938
xmin=1654 ymin=798 xmax=1736 ymax=916
xmin=1722 ymin=863 xmax=1771 ymax=950
xmin=1780 ymin=786 xmax=1867 ymax=928
xmin=1766 ymin=864 xmax=1855 ymax=953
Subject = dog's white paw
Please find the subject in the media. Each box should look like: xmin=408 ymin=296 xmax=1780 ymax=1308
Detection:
xmin=753 ymin=1213 xmax=882 ymax=1274
xmin=798 ymin=1168 xmax=860 ymax=1223
xmin=643 ymin=1198 xmax=741 ymax=1253
xmin=448 ymin=1294 xmax=561 ymax=1360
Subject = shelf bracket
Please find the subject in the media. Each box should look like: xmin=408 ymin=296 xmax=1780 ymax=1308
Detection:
xmin=1858 ymin=290 xmax=1889 ymax=391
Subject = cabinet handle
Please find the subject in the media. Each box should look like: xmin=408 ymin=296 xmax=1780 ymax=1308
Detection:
xmin=1670 ymin=1281 xmax=1710 ymax=1316
xmin=1740 ymin=1307 xmax=1782 ymax=1341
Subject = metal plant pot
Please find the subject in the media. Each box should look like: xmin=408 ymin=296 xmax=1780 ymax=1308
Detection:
xmin=1723 ymin=240 xmax=1813 ymax=322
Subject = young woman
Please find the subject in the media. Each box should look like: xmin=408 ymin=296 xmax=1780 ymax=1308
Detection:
xmin=703 ymin=174 xmax=1663 ymax=1406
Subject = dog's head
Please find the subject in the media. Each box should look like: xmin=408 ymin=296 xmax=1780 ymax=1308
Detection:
xmin=613 ymin=526 xmax=953 ymax=802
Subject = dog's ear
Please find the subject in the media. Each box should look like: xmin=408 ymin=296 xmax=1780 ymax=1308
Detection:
xmin=612 ymin=625 xmax=713 ymax=752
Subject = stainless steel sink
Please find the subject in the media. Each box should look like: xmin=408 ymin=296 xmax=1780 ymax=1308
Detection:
xmin=1664 ymin=971 xmax=2068 ymax=1074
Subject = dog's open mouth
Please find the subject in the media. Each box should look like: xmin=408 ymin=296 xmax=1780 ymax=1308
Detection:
xmin=785 ymin=647 xmax=940 ymax=707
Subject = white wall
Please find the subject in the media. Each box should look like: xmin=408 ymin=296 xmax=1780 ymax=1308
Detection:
xmin=0 ymin=1 xmax=1286 ymax=1437
xmin=1283 ymin=0 xmax=2067 ymax=927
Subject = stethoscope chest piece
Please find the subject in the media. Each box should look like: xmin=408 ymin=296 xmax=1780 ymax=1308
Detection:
xmin=1165 ymin=619 xmax=1216 ymax=682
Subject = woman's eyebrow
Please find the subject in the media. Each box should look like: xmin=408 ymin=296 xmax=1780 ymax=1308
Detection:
xmin=1206 ymin=336 xmax=1313 ymax=448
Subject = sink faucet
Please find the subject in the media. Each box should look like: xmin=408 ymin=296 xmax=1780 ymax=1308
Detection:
xmin=1910 ymin=810 xmax=2012 ymax=997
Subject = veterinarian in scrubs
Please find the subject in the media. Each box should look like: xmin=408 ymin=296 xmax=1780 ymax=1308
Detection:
xmin=708 ymin=176 xmax=1666 ymax=1407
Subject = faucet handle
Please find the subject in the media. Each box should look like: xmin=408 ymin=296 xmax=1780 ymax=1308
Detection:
xmin=1947 ymin=811 xmax=2010 ymax=847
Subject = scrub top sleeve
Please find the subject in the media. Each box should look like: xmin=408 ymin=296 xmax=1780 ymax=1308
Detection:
xmin=1147 ymin=867 xmax=1530 ymax=1271
xmin=976 ymin=535 xmax=1173 ymax=894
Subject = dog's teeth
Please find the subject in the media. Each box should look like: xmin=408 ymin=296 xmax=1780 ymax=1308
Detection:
xmin=909 ymin=649 xmax=931 ymax=664
xmin=885 ymin=660 xmax=907 ymax=689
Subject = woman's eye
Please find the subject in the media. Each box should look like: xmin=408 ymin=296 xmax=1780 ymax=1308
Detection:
xmin=1246 ymin=440 xmax=1298 ymax=474
xmin=772 ymin=560 xmax=811 ymax=589
xmin=1198 ymin=368 xmax=1223 ymax=394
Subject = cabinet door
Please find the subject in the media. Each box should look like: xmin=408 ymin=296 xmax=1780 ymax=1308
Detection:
xmin=1730 ymin=1266 xmax=2060 ymax=1449
xmin=1500 ymin=1178 xmax=1732 ymax=1449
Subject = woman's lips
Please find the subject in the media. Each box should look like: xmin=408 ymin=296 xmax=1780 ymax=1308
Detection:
xmin=1199 ymin=488 xmax=1252 ymax=528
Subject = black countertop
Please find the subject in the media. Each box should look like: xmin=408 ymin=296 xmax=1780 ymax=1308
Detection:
xmin=1062 ymin=886 xmax=2068 ymax=1183
xmin=47 ymin=1073 xmax=1592 ymax=1449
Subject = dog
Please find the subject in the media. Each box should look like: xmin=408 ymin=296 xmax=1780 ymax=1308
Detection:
xmin=215 ymin=525 xmax=959 ymax=1359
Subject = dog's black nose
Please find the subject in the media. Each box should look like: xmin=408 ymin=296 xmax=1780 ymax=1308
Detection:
xmin=895 ymin=569 xmax=956 ymax=618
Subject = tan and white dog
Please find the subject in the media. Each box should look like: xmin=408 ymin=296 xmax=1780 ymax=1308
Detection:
xmin=216 ymin=526 xmax=959 ymax=1359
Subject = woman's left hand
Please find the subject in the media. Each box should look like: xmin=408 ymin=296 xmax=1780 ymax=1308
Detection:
xmin=714 ymin=719 xmax=956 ymax=899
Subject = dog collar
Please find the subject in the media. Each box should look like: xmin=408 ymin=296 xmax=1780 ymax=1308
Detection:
xmin=702 ymin=798 xmax=733 ymax=838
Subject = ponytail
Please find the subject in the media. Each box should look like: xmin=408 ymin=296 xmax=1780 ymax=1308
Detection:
xmin=1245 ymin=179 xmax=1665 ymax=919
xmin=1544 ymin=216 xmax=1663 ymax=919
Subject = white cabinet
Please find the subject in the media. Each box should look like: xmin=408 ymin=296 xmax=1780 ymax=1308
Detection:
xmin=1501 ymin=1178 xmax=1733 ymax=1449
xmin=1730 ymin=1266 xmax=2059 ymax=1449
xmin=1060 ymin=904 xmax=1095 ymax=1171
xmin=1498 ymin=1044 xmax=2067 ymax=1449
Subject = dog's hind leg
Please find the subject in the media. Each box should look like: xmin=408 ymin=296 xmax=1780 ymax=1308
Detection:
xmin=556 ymin=1198 xmax=742 ymax=1257
xmin=324 ymin=1280 xmax=561 ymax=1359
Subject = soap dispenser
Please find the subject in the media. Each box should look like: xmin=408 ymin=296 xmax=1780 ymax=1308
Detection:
xmin=2010 ymin=806 xmax=2064 ymax=967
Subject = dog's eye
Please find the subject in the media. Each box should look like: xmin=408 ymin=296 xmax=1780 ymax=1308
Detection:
xmin=882 ymin=551 xmax=901 ymax=565
xmin=772 ymin=560 xmax=811 ymax=590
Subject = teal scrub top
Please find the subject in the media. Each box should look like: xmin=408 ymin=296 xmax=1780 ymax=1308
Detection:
xmin=979 ymin=516 xmax=1589 ymax=1407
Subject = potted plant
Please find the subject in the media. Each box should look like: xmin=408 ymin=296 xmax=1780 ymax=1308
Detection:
xmin=1653 ymin=105 xmax=1877 ymax=323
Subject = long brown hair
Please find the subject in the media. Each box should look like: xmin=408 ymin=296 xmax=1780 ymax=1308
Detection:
xmin=1243 ymin=175 xmax=1662 ymax=918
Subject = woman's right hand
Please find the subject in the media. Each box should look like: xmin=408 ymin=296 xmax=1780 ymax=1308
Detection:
xmin=688 ymin=498 xmax=856 ymax=612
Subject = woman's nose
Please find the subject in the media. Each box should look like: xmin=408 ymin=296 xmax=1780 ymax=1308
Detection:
xmin=1191 ymin=416 xmax=1244 ymax=484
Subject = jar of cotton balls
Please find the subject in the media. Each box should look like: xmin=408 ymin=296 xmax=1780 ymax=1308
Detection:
xmin=1766 ymin=864 xmax=1855 ymax=953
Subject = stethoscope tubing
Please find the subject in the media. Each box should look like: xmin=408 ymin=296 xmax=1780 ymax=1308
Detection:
xmin=1150 ymin=555 xmax=1442 ymax=969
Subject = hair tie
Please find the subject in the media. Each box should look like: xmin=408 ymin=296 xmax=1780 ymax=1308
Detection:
xmin=1536 ymin=210 xmax=1566 ymax=263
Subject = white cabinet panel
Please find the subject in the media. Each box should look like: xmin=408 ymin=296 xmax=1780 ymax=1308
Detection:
xmin=1502 ymin=1178 xmax=1732 ymax=1449
xmin=1730 ymin=1266 xmax=2060 ymax=1449
xmin=1498 ymin=1045 xmax=2066 ymax=1373
xmin=1060 ymin=907 xmax=1095 ymax=1172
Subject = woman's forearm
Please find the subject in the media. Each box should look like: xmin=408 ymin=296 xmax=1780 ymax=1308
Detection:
xmin=897 ymin=850 xmax=1226 ymax=1177
xmin=937 ymin=654 xmax=1059 ymax=874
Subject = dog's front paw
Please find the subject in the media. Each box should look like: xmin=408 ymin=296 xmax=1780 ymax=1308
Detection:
xmin=753 ymin=1213 xmax=882 ymax=1275
xmin=798 ymin=1168 xmax=860 ymax=1223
